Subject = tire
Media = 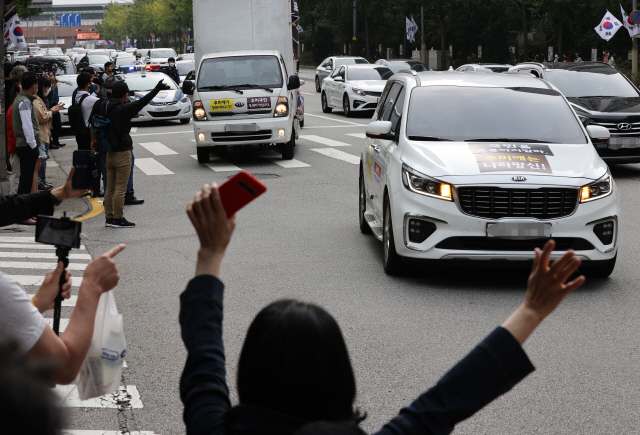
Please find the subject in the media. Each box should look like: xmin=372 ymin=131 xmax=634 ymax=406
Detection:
xmin=180 ymin=118 xmax=190 ymax=124
xmin=582 ymin=254 xmax=617 ymax=278
xmin=343 ymin=94 xmax=352 ymax=117
xmin=282 ymin=134 xmax=295 ymax=160
xmin=196 ymin=147 xmax=210 ymax=163
xmin=321 ymin=92 xmax=332 ymax=113
xmin=383 ymin=195 xmax=403 ymax=274
xmin=212 ymin=145 xmax=229 ymax=157
xmin=315 ymin=76 xmax=321 ymax=92
xmin=359 ymin=169 xmax=372 ymax=234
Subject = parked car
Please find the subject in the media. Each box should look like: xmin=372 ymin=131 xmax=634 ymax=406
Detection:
xmin=315 ymin=55 xmax=369 ymax=92
xmin=321 ymin=64 xmax=392 ymax=116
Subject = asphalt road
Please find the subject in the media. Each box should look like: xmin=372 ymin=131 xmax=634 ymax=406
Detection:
xmin=27 ymin=69 xmax=640 ymax=433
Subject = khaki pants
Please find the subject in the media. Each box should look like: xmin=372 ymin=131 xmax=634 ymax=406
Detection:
xmin=9 ymin=153 xmax=20 ymax=195
xmin=104 ymin=151 xmax=132 ymax=220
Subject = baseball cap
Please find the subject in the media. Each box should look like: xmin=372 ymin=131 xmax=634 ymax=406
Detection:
xmin=82 ymin=66 xmax=95 ymax=75
xmin=112 ymin=81 xmax=130 ymax=98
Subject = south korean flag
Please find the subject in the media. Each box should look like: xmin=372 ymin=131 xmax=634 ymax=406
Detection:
xmin=595 ymin=10 xmax=623 ymax=41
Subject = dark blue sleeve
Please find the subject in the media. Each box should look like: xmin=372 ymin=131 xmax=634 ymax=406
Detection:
xmin=180 ymin=274 xmax=230 ymax=435
xmin=375 ymin=327 xmax=535 ymax=435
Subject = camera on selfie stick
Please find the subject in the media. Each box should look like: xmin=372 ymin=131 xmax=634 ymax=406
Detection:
xmin=35 ymin=214 xmax=82 ymax=336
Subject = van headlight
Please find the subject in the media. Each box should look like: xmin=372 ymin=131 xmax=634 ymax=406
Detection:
xmin=402 ymin=165 xmax=452 ymax=201
xmin=352 ymin=88 xmax=365 ymax=96
xmin=580 ymin=172 xmax=612 ymax=202
xmin=193 ymin=100 xmax=207 ymax=121
xmin=274 ymin=97 xmax=289 ymax=117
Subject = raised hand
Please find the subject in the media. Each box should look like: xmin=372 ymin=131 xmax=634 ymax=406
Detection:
xmin=81 ymin=244 xmax=126 ymax=295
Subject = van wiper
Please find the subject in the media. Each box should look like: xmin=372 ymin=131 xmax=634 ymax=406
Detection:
xmin=233 ymin=84 xmax=274 ymax=93
xmin=408 ymin=135 xmax=455 ymax=141
xmin=199 ymin=85 xmax=243 ymax=94
xmin=464 ymin=138 xmax=552 ymax=143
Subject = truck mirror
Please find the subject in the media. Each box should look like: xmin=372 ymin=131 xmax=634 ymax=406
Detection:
xmin=182 ymin=80 xmax=194 ymax=95
xmin=287 ymin=75 xmax=300 ymax=90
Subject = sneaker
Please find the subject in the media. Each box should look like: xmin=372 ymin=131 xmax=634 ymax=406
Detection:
xmin=38 ymin=182 xmax=52 ymax=191
xmin=49 ymin=143 xmax=60 ymax=150
xmin=105 ymin=218 xmax=116 ymax=227
xmin=108 ymin=218 xmax=135 ymax=228
xmin=124 ymin=196 xmax=144 ymax=205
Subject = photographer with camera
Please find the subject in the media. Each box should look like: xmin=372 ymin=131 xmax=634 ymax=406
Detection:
xmin=103 ymin=79 xmax=169 ymax=228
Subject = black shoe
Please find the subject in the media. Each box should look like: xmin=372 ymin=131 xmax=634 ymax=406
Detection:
xmin=38 ymin=182 xmax=52 ymax=191
xmin=105 ymin=218 xmax=115 ymax=227
xmin=58 ymin=142 xmax=66 ymax=147
xmin=49 ymin=143 xmax=60 ymax=150
xmin=43 ymin=181 xmax=53 ymax=188
xmin=107 ymin=218 xmax=135 ymax=228
xmin=124 ymin=196 xmax=144 ymax=205
xmin=98 ymin=191 xmax=105 ymax=197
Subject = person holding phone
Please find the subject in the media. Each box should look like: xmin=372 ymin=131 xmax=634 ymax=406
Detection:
xmin=179 ymin=183 xmax=585 ymax=435
xmin=34 ymin=75 xmax=62 ymax=191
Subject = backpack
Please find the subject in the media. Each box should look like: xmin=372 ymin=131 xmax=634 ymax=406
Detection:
xmin=92 ymin=100 xmax=118 ymax=153
xmin=68 ymin=93 xmax=90 ymax=135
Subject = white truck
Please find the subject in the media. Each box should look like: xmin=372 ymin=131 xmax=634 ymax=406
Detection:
xmin=183 ymin=0 xmax=301 ymax=162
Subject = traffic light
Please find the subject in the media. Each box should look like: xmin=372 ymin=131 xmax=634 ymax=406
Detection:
xmin=88 ymin=28 xmax=95 ymax=31
xmin=75 ymin=28 xmax=81 ymax=31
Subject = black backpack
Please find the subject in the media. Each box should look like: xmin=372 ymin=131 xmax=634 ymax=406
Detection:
xmin=68 ymin=94 xmax=90 ymax=136
xmin=91 ymin=99 xmax=118 ymax=153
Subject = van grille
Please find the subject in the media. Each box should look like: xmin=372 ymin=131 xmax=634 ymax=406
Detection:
xmin=210 ymin=130 xmax=272 ymax=142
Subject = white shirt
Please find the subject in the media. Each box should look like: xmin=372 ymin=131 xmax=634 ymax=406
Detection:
xmin=75 ymin=90 xmax=100 ymax=127
xmin=0 ymin=272 xmax=46 ymax=353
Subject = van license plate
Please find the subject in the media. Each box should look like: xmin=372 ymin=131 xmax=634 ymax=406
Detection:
xmin=210 ymin=99 xmax=234 ymax=111
xmin=486 ymin=222 xmax=551 ymax=240
xmin=225 ymin=124 xmax=259 ymax=133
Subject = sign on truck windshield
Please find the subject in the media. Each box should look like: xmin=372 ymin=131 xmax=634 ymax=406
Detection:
xmin=197 ymin=55 xmax=283 ymax=90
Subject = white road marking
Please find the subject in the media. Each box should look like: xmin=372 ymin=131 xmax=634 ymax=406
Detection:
xmin=253 ymin=150 xmax=310 ymax=168
xmin=134 ymin=158 xmax=174 ymax=175
xmin=0 ymin=261 xmax=87 ymax=270
xmin=54 ymin=385 xmax=143 ymax=408
xmin=30 ymin=294 xmax=77 ymax=307
xmin=311 ymin=148 xmax=360 ymax=165
xmin=303 ymin=125 xmax=367 ymax=128
xmin=301 ymin=92 xmax=314 ymax=95
xmin=62 ymin=431 xmax=157 ymax=435
xmin=0 ymin=236 xmax=45 ymax=243
xmin=13 ymin=275 xmax=83 ymax=287
xmin=131 ymin=127 xmax=138 ymax=132
xmin=300 ymin=135 xmax=351 ymax=147
xmin=130 ymin=130 xmax=192 ymax=138
xmin=0 ymin=243 xmax=86 ymax=250
xmin=304 ymin=113 xmax=366 ymax=125
xmin=347 ymin=133 xmax=366 ymax=139
xmin=190 ymin=155 xmax=241 ymax=172
xmin=138 ymin=142 xmax=178 ymax=156
xmin=0 ymin=252 xmax=91 ymax=260
xmin=45 ymin=318 xmax=69 ymax=332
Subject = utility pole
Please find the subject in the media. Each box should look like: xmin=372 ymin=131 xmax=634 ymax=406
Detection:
xmin=54 ymin=11 xmax=57 ymax=48
xmin=352 ymin=1 xmax=356 ymax=54
xmin=420 ymin=6 xmax=426 ymax=65
xmin=634 ymin=0 xmax=638 ymax=81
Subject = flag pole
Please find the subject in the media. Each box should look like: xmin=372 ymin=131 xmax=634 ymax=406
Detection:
xmin=634 ymin=0 xmax=638 ymax=81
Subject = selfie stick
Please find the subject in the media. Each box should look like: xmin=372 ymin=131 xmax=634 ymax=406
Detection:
xmin=52 ymin=245 xmax=70 ymax=336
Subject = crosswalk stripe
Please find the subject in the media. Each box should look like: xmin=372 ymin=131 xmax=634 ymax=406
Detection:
xmin=0 ymin=236 xmax=46 ymax=243
xmin=54 ymin=385 xmax=143 ymax=408
xmin=131 ymin=127 xmax=138 ymax=132
xmin=62 ymin=431 xmax=157 ymax=435
xmin=135 ymin=158 xmax=174 ymax=175
xmin=0 ymin=251 xmax=91 ymax=260
xmin=138 ymin=141 xmax=178 ymax=156
xmin=14 ymin=275 xmax=83 ymax=287
xmin=311 ymin=148 xmax=360 ymax=165
xmin=190 ymin=155 xmax=241 ymax=172
xmin=29 ymin=294 xmax=77 ymax=307
xmin=0 ymin=243 xmax=86 ymax=250
xmin=346 ymin=133 xmax=366 ymax=139
xmin=45 ymin=318 xmax=69 ymax=332
xmin=0 ymin=261 xmax=87 ymax=270
xmin=254 ymin=150 xmax=310 ymax=168
xmin=300 ymin=135 xmax=351 ymax=147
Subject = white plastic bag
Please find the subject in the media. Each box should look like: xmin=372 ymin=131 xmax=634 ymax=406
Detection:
xmin=76 ymin=291 xmax=127 ymax=400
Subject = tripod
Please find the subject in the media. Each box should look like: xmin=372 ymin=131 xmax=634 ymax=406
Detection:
xmin=53 ymin=245 xmax=70 ymax=336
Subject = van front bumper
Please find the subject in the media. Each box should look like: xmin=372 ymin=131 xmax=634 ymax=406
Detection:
xmin=194 ymin=116 xmax=293 ymax=147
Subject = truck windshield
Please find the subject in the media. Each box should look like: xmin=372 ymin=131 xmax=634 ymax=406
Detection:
xmin=198 ymin=55 xmax=283 ymax=90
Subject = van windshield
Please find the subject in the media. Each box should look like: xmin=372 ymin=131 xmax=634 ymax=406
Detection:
xmin=198 ymin=55 xmax=283 ymax=90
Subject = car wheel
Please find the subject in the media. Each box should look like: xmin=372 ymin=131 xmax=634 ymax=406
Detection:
xmin=282 ymin=133 xmax=295 ymax=160
xmin=383 ymin=195 xmax=403 ymax=274
xmin=212 ymin=145 xmax=229 ymax=157
xmin=343 ymin=94 xmax=352 ymax=117
xmin=359 ymin=169 xmax=372 ymax=234
xmin=196 ymin=147 xmax=210 ymax=163
xmin=180 ymin=118 xmax=190 ymax=124
xmin=582 ymin=254 xmax=617 ymax=278
xmin=321 ymin=92 xmax=332 ymax=113
xmin=315 ymin=76 xmax=321 ymax=92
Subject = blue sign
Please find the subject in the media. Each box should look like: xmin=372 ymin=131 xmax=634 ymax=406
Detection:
xmin=59 ymin=13 xmax=81 ymax=27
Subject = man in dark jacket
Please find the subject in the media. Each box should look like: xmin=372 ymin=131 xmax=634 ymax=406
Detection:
xmin=166 ymin=57 xmax=180 ymax=85
xmin=103 ymin=79 xmax=169 ymax=228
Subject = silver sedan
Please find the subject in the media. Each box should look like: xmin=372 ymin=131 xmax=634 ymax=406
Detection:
xmin=315 ymin=55 xmax=369 ymax=92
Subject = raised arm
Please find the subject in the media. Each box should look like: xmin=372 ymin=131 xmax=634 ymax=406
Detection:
xmin=180 ymin=183 xmax=236 ymax=435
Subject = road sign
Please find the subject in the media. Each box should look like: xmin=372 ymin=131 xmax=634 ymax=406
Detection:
xmin=60 ymin=13 xmax=81 ymax=27
xmin=631 ymin=10 xmax=640 ymax=24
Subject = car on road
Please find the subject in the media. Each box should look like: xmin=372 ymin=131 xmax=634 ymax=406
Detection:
xmin=321 ymin=64 xmax=393 ymax=116
xmin=359 ymin=71 xmax=619 ymax=277
xmin=374 ymin=59 xmax=428 ymax=73
xmin=56 ymin=74 xmax=78 ymax=126
xmin=457 ymin=63 xmax=512 ymax=73
xmin=144 ymin=48 xmax=178 ymax=67
xmin=123 ymin=71 xmax=191 ymax=124
xmin=25 ymin=56 xmax=76 ymax=75
xmin=509 ymin=62 xmax=640 ymax=163
xmin=315 ymin=55 xmax=369 ymax=92
xmin=76 ymin=53 xmax=111 ymax=73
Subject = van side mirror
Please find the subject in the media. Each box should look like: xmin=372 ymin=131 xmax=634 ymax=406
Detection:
xmin=287 ymin=75 xmax=300 ymax=90
xmin=182 ymin=80 xmax=194 ymax=95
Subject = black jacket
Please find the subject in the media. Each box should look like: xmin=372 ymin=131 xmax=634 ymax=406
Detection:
xmin=166 ymin=66 xmax=180 ymax=85
xmin=0 ymin=191 xmax=61 ymax=227
xmin=106 ymin=86 xmax=162 ymax=153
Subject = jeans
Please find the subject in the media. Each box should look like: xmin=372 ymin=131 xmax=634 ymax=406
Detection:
xmin=104 ymin=151 xmax=131 ymax=220
xmin=16 ymin=146 xmax=38 ymax=194
xmin=38 ymin=142 xmax=49 ymax=183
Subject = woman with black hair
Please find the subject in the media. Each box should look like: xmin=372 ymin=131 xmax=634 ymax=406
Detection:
xmin=33 ymin=75 xmax=61 ymax=191
xmin=180 ymin=184 xmax=585 ymax=435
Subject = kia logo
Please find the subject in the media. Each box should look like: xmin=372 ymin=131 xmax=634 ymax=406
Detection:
xmin=235 ymin=102 xmax=244 ymax=108
xmin=617 ymin=122 xmax=633 ymax=131
xmin=512 ymin=176 xmax=527 ymax=182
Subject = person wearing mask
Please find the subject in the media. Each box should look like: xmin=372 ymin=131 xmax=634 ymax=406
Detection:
xmin=166 ymin=57 xmax=180 ymax=84
xmin=71 ymin=66 xmax=102 ymax=103
xmin=73 ymin=72 xmax=103 ymax=151
xmin=13 ymin=72 xmax=42 ymax=195
xmin=34 ymin=75 xmax=61 ymax=192
xmin=104 ymin=61 xmax=115 ymax=77
xmin=104 ymin=79 xmax=169 ymax=228
xmin=46 ymin=68 xmax=64 ymax=150
xmin=135 ymin=53 xmax=143 ymax=65
xmin=179 ymin=184 xmax=586 ymax=435
xmin=574 ymin=53 xmax=582 ymax=62
xmin=553 ymin=53 xmax=559 ymax=62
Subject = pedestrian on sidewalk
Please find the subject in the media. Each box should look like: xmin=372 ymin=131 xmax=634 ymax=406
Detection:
xmin=72 ymin=72 xmax=102 ymax=151
xmin=104 ymin=79 xmax=169 ymax=228
xmin=34 ymin=75 xmax=62 ymax=192
xmin=180 ymin=183 xmax=586 ymax=435
xmin=13 ymin=72 xmax=42 ymax=195
xmin=46 ymin=67 xmax=64 ymax=149
xmin=7 ymin=82 xmax=21 ymax=196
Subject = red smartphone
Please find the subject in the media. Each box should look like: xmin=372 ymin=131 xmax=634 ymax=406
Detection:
xmin=218 ymin=171 xmax=267 ymax=217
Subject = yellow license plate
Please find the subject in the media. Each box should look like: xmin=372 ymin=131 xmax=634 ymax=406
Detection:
xmin=210 ymin=99 xmax=234 ymax=111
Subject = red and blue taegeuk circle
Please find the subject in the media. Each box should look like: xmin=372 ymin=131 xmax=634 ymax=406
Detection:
xmin=604 ymin=21 xmax=614 ymax=30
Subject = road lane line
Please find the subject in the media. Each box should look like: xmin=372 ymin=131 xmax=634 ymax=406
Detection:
xmin=31 ymin=294 xmax=77 ymax=307
xmin=130 ymin=130 xmax=192 ymax=138
xmin=311 ymin=148 xmax=360 ymax=165
xmin=0 ymin=243 xmax=86 ymax=250
xmin=131 ymin=127 xmax=138 ymax=132
xmin=13 ymin=275 xmax=83 ymax=287
xmin=0 ymin=251 xmax=91 ymax=259
xmin=302 ymin=125 xmax=367 ymax=128
xmin=300 ymin=135 xmax=351 ymax=147
xmin=135 ymin=158 xmax=174 ymax=175
xmin=62 ymin=432 xmax=157 ymax=435
xmin=301 ymin=92 xmax=314 ymax=95
xmin=138 ymin=142 xmax=178 ymax=156
xmin=0 ymin=261 xmax=87 ymax=270
xmin=0 ymin=236 xmax=43 ymax=243
xmin=347 ymin=133 xmax=366 ymax=139
xmin=303 ymin=113 xmax=366 ymax=125
xmin=54 ymin=385 xmax=143 ymax=408
xmin=190 ymin=155 xmax=241 ymax=172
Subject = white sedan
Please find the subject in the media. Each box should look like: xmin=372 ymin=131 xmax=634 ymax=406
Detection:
xmin=123 ymin=71 xmax=192 ymax=124
xmin=360 ymin=72 xmax=619 ymax=277
xmin=55 ymin=74 xmax=78 ymax=126
xmin=321 ymin=64 xmax=392 ymax=117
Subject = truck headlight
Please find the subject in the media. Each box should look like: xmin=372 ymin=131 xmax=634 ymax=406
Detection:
xmin=402 ymin=165 xmax=452 ymax=201
xmin=580 ymin=172 xmax=612 ymax=202
xmin=193 ymin=100 xmax=207 ymax=121
xmin=274 ymin=97 xmax=288 ymax=117
xmin=352 ymin=88 xmax=365 ymax=96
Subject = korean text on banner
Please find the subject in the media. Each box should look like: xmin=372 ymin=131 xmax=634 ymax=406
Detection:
xmin=595 ymin=10 xmax=622 ymax=41
xmin=4 ymin=15 xmax=27 ymax=50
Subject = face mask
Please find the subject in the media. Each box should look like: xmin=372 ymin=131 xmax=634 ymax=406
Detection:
xmin=169 ymin=63 xmax=175 ymax=67
xmin=44 ymin=89 xmax=50 ymax=97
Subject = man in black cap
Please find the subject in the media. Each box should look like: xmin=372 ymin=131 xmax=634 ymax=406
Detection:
xmin=71 ymin=67 xmax=102 ymax=103
xmin=103 ymin=79 xmax=169 ymax=228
